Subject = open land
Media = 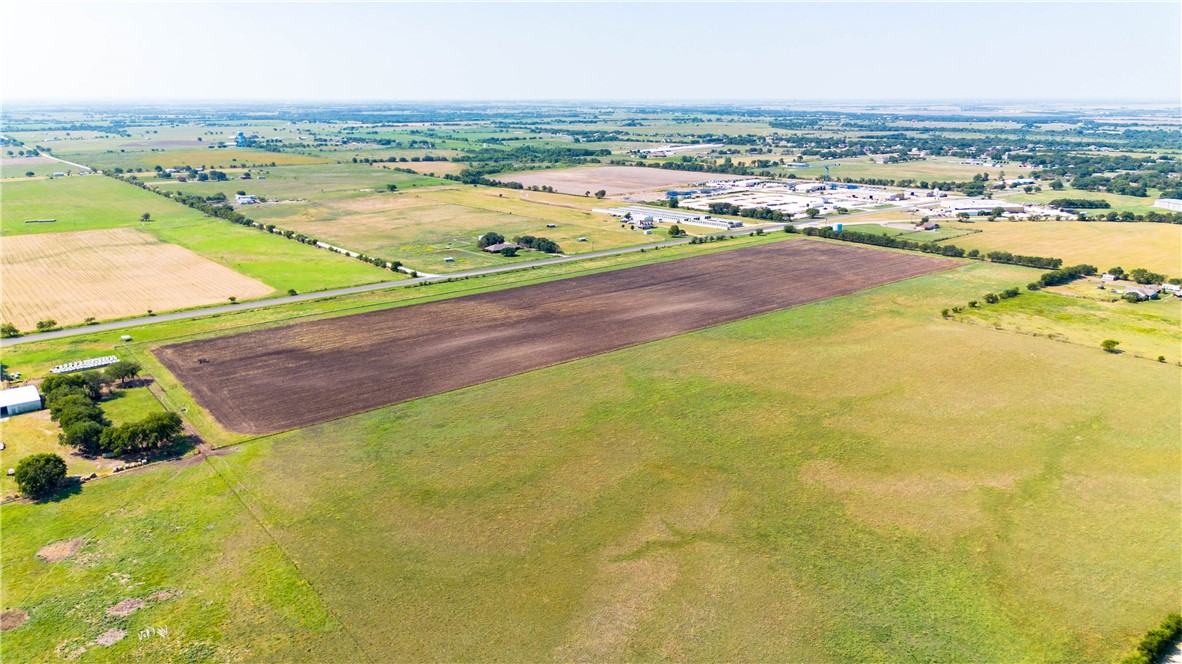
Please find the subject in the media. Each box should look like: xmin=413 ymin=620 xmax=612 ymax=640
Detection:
xmin=155 ymin=241 xmax=952 ymax=434
xmin=1 ymin=228 xmax=274 ymax=330
xmin=498 ymin=165 xmax=747 ymax=195
xmin=4 ymin=258 xmax=1176 ymax=663
xmin=246 ymin=184 xmax=662 ymax=273
xmin=938 ymin=221 xmax=1182 ymax=275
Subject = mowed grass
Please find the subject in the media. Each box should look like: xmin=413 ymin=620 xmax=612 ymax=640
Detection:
xmin=939 ymin=221 xmax=1182 ymax=275
xmin=1 ymin=176 xmax=209 ymax=236
xmin=0 ymin=387 xmax=165 ymax=498
xmin=3 ymin=260 xmax=1177 ymax=662
xmin=0 ymin=175 xmax=396 ymax=296
xmin=248 ymin=184 xmax=658 ymax=272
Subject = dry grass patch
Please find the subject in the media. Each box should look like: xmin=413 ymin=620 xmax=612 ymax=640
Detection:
xmin=35 ymin=537 xmax=86 ymax=563
xmin=1 ymin=228 xmax=273 ymax=329
xmin=0 ymin=609 xmax=28 ymax=631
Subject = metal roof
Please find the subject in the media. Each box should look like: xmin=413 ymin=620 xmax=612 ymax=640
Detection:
xmin=0 ymin=385 xmax=41 ymax=408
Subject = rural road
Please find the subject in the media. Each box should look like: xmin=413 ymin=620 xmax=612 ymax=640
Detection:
xmin=2 ymin=202 xmax=932 ymax=348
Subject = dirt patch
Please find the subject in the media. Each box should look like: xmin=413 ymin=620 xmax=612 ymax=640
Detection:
xmin=157 ymin=241 xmax=953 ymax=435
xmin=36 ymin=537 xmax=85 ymax=563
xmin=0 ymin=608 xmax=28 ymax=631
xmin=499 ymin=166 xmax=747 ymax=196
xmin=106 ymin=598 xmax=145 ymax=617
xmin=148 ymin=588 xmax=182 ymax=602
xmin=94 ymin=628 xmax=126 ymax=646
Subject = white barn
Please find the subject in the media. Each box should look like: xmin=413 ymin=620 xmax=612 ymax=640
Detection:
xmin=0 ymin=385 xmax=42 ymax=417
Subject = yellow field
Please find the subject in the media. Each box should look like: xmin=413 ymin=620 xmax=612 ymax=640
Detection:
xmin=943 ymin=221 xmax=1182 ymax=275
xmin=1 ymin=228 xmax=273 ymax=330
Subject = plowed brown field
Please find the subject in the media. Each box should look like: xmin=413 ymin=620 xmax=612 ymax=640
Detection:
xmin=156 ymin=241 xmax=953 ymax=434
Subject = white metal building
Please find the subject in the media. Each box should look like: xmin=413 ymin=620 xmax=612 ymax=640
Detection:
xmin=1153 ymin=199 xmax=1182 ymax=212
xmin=0 ymin=385 xmax=42 ymax=417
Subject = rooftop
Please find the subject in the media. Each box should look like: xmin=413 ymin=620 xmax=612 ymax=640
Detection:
xmin=0 ymin=385 xmax=41 ymax=409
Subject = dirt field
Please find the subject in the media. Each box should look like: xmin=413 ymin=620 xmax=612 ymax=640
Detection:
xmin=156 ymin=241 xmax=952 ymax=434
xmin=1 ymin=228 xmax=273 ymax=330
xmin=499 ymin=166 xmax=746 ymax=195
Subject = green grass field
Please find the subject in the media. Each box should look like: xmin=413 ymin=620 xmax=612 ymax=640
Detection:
xmin=246 ymin=184 xmax=660 ymax=273
xmin=0 ymin=175 xmax=397 ymax=294
xmin=1 ymin=176 xmax=210 ymax=236
xmin=939 ymin=221 xmax=1182 ymax=276
xmin=2 ymin=255 xmax=1177 ymax=662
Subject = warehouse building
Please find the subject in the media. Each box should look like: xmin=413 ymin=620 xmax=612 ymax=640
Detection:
xmin=1153 ymin=199 xmax=1182 ymax=212
xmin=0 ymin=385 xmax=42 ymax=417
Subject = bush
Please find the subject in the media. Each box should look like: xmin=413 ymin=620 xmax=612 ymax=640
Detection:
xmin=1101 ymin=339 xmax=1120 ymax=353
xmin=1123 ymin=613 xmax=1182 ymax=664
xmin=13 ymin=453 xmax=67 ymax=498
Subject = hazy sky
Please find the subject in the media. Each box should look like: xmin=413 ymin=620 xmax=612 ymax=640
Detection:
xmin=4 ymin=2 xmax=1180 ymax=102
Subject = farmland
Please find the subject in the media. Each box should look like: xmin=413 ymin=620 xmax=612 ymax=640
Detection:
xmin=498 ymin=165 xmax=746 ymax=195
xmin=155 ymin=241 xmax=952 ymax=434
xmin=938 ymin=221 xmax=1182 ymax=275
xmin=3 ymin=257 xmax=1177 ymax=662
xmin=245 ymin=184 xmax=661 ymax=272
xmin=1 ymin=228 xmax=273 ymax=330
xmin=0 ymin=175 xmax=398 ymax=318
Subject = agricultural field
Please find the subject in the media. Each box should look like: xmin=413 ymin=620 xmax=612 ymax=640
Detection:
xmin=0 ymin=228 xmax=273 ymax=330
xmin=3 ymin=255 xmax=1177 ymax=662
xmin=0 ymin=174 xmax=398 ymax=310
xmin=761 ymin=157 xmax=1019 ymax=183
xmin=937 ymin=221 xmax=1182 ymax=276
xmin=150 ymin=163 xmax=447 ymax=203
xmin=245 ymin=184 xmax=659 ymax=273
xmin=498 ymin=166 xmax=746 ymax=196
xmin=1 ymin=176 xmax=210 ymax=236
xmin=0 ymin=156 xmax=72 ymax=179
xmin=155 ymin=241 xmax=951 ymax=434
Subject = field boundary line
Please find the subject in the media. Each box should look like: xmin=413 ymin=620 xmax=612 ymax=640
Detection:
xmin=199 ymin=453 xmax=374 ymax=663
xmin=200 ymin=257 xmax=961 ymax=444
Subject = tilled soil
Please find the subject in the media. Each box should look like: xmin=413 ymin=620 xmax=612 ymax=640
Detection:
xmin=156 ymin=241 xmax=952 ymax=434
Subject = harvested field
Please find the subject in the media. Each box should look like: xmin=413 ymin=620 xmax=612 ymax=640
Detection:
xmin=499 ymin=166 xmax=746 ymax=195
xmin=156 ymin=241 xmax=952 ymax=434
xmin=1 ymin=228 xmax=273 ymax=329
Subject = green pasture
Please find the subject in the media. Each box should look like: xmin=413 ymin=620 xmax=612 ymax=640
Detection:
xmin=998 ymin=188 xmax=1164 ymax=214
xmin=2 ymin=258 xmax=1177 ymax=661
xmin=1 ymin=176 xmax=209 ymax=235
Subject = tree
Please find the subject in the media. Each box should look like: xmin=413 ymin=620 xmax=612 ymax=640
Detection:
xmin=228 ymin=296 xmax=238 ymax=304
xmin=668 ymin=224 xmax=683 ymax=238
xmin=104 ymin=360 xmax=142 ymax=386
xmin=13 ymin=454 xmax=67 ymax=498
xmin=140 ymin=212 xmax=151 ymax=222
xmin=60 ymin=420 xmax=105 ymax=454
xmin=477 ymin=232 xmax=505 ymax=249
xmin=805 ymin=208 xmax=820 ymax=219
xmin=1128 ymin=268 xmax=1166 ymax=285
xmin=594 ymin=190 xmax=606 ymax=199
xmin=0 ymin=323 xmax=18 ymax=338
xmin=35 ymin=319 xmax=58 ymax=332
xmin=668 ymin=197 xmax=679 ymax=209
xmin=386 ymin=184 xmax=398 ymax=191
xmin=287 ymin=289 xmax=298 ymax=296
xmin=1108 ymin=267 xmax=1125 ymax=279
xmin=500 ymin=247 xmax=519 ymax=257
xmin=25 ymin=171 xmax=34 ymax=177
xmin=1101 ymin=339 xmax=1120 ymax=353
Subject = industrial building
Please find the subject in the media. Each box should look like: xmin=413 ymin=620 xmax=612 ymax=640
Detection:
xmin=0 ymin=385 xmax=42 ymax=417
xmin=594 ymin=206 xmax=742 ymax=230
xmin=941 ymin=200 xmax=1026 ymax=214
xmin=1153 ymin=199 xmax=1182 ymax=212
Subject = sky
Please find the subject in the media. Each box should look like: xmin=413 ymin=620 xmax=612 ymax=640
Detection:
xmin=3 ymin=2 xmax=1180 ymax=102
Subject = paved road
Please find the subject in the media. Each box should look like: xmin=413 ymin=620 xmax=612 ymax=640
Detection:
xmin=1 ymin=201 xmax=933 ymax=348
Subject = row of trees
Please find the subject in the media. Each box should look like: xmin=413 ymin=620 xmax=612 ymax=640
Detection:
xmin=707 ymin=202 xmax=794 ymax=222
xmin=515 ymin=235 xmax=562 ymax=254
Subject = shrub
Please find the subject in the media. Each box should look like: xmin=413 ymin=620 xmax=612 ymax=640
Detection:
xmin=984 ymin=293 xmax=1000 ymax=304
xmin=14 ymin=453 xmax=67 ymax=498
xmin=0 ymin=323 xmax=18 ymax=338
xmin=1101 ymin=339 xmax=1120 ymax=353
xmin=1123 ymin=613 xmax=1182 ymax=664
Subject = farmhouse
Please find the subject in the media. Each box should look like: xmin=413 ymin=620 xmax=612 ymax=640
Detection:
xmin=483 ymin=242 xmax=521 ymax=253
xmin=0 ymin=385 xmax=42 ymax=417
xmin=1123 ymin=285 xmax=1161 ymax=300
xmin=918 ymin=222 xmax=941 ymax=231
